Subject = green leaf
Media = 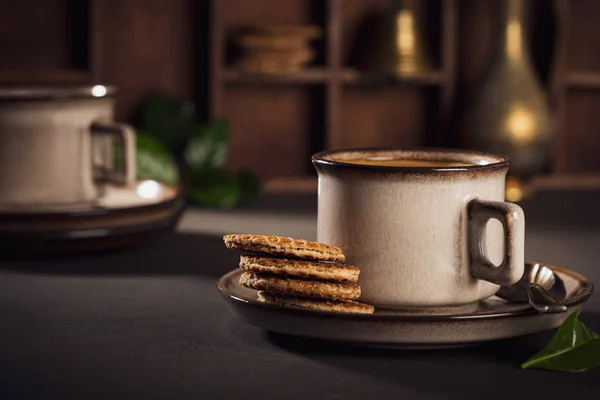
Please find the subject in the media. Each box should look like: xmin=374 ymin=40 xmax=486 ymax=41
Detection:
xmin=188 ymin=168 xmax=240 ymax=208
xmin=521 ymin=312 xmax=600 ymax=372
xmin=237 ymin=169 xmax=262 ymax=200
xmin=115 ymin=131 xmax=179 ymax=184
xmin=137 ymin=91 xmax=197 ymax=156
xmin=184 ymin=119 xmax=229 ymax=170
xmin=135 ymin=131 xmax=179 ymax=184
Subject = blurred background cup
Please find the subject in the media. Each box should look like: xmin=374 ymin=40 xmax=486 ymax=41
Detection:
xmin=0 ymin=85 xmax=136 ymax=208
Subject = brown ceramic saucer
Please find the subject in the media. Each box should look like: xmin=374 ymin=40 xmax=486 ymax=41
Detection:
xmin=218 ymin=262 xmax=594 ymax=349
xmin=0 ymin=180 xmax=185 ymax=254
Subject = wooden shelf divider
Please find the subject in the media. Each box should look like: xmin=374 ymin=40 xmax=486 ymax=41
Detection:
xmin=265 ymin=176 xmax=318 ymax=194
xmin=222 ymin=67 xmax=448 ymax=86
xmin=551 ymin=0 xmax=569 ymax=174
xmin=564 ymin=72 xmax=600 ymax=89
xmin=209 ymin=0 xmax=224 ymax=118
xmin=0 ymin=69 xmax=90 ymax=85
xmin=438 ymin=0 xmax=457 ymax=147
xmin=325 ymin=0 xmax=343 ymax=150
xmin=341 ymin=69 xmax=448 ymax=86
xmin=222 ymin=68 xmax=332 ymax=84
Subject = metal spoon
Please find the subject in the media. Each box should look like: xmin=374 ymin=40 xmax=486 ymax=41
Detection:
xmin=496 ymin=262 xmax=567 ymax=314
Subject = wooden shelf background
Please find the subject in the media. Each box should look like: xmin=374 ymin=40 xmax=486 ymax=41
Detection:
xmin=3 ymin=0 xmax=600 ymax=189
xmin=0 ymin=0 xmax=195 ymax=122
xmin=210 ymin=0 xmax=456 ymax=180
xmin=552 ymin=0 xmax=600 ymax=174
xmin=209 ymin=0 xmax=600 ymax=180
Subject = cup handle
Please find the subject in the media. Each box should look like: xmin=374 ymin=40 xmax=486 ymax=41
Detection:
xmin=468 ymin=199 xmax=525 ymax=286
xmin=90 ymin=122 xmax=136 ymax=186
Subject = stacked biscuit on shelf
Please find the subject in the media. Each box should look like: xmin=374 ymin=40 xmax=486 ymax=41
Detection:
xmin=236 ymin=25 xmax=321 ymax=74
xmin=223 ymin=234 xmax=374 ymax=314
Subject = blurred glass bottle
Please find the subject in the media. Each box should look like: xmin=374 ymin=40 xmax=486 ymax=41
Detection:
xmin=464 ymin=0 xmax=553 ymax=200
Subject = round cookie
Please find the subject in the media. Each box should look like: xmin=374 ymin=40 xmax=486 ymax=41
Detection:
xmin=239 ymin=271 xmax=360 ymax=300
xmin=239 ymin=255 xmax=359 ymax=283
xmin=224 ymin=234 xmax=345 ymax=262
xmin=257 ymin=291 xmax=374 ymax=314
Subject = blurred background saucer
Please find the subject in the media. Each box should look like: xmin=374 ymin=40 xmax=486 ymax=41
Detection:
xmin=0 ymin=180 xmax=185 ymax=254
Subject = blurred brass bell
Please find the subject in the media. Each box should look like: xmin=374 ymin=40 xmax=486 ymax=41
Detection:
xmin=368 ymin=0 xmax=432 ymax=76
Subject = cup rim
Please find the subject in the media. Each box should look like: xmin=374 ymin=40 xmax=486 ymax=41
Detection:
xmin=0 ymin=85 xmax=117 ymax=101
xmin=312 ymin=147 xmax=510 ymax=173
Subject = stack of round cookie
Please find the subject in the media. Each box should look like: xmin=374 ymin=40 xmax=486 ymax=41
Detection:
xmin=223 ymin=234 xmax=374 ymax=314
xmin=236 ymin=25 xmax=321 ymax=75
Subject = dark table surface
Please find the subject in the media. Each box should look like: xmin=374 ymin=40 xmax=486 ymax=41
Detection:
xmin=1 ymin=191 xmax=600 ymax=399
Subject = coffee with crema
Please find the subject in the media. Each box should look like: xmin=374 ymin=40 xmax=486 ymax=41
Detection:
xmin=342 ymin=157 xmax=475 ymax=168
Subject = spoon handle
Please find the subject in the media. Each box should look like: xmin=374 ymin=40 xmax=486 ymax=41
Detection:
xmin=527 ymin=284 xmax=568 ymax=314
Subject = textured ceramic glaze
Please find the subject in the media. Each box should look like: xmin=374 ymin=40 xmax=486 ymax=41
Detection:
xmin=0 ymin=87 xmax=135 ymax=207
xmin=218 ymin=264 xmax=593 ymax=348
xmin=312 ymin=149 xmax=525 ymax=308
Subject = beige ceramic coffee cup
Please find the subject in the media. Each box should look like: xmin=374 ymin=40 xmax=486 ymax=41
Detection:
xmin=0 ymin=86 xmax=136 ymax=208
xmin=312 ymin=148 xmax=525 ymax=310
